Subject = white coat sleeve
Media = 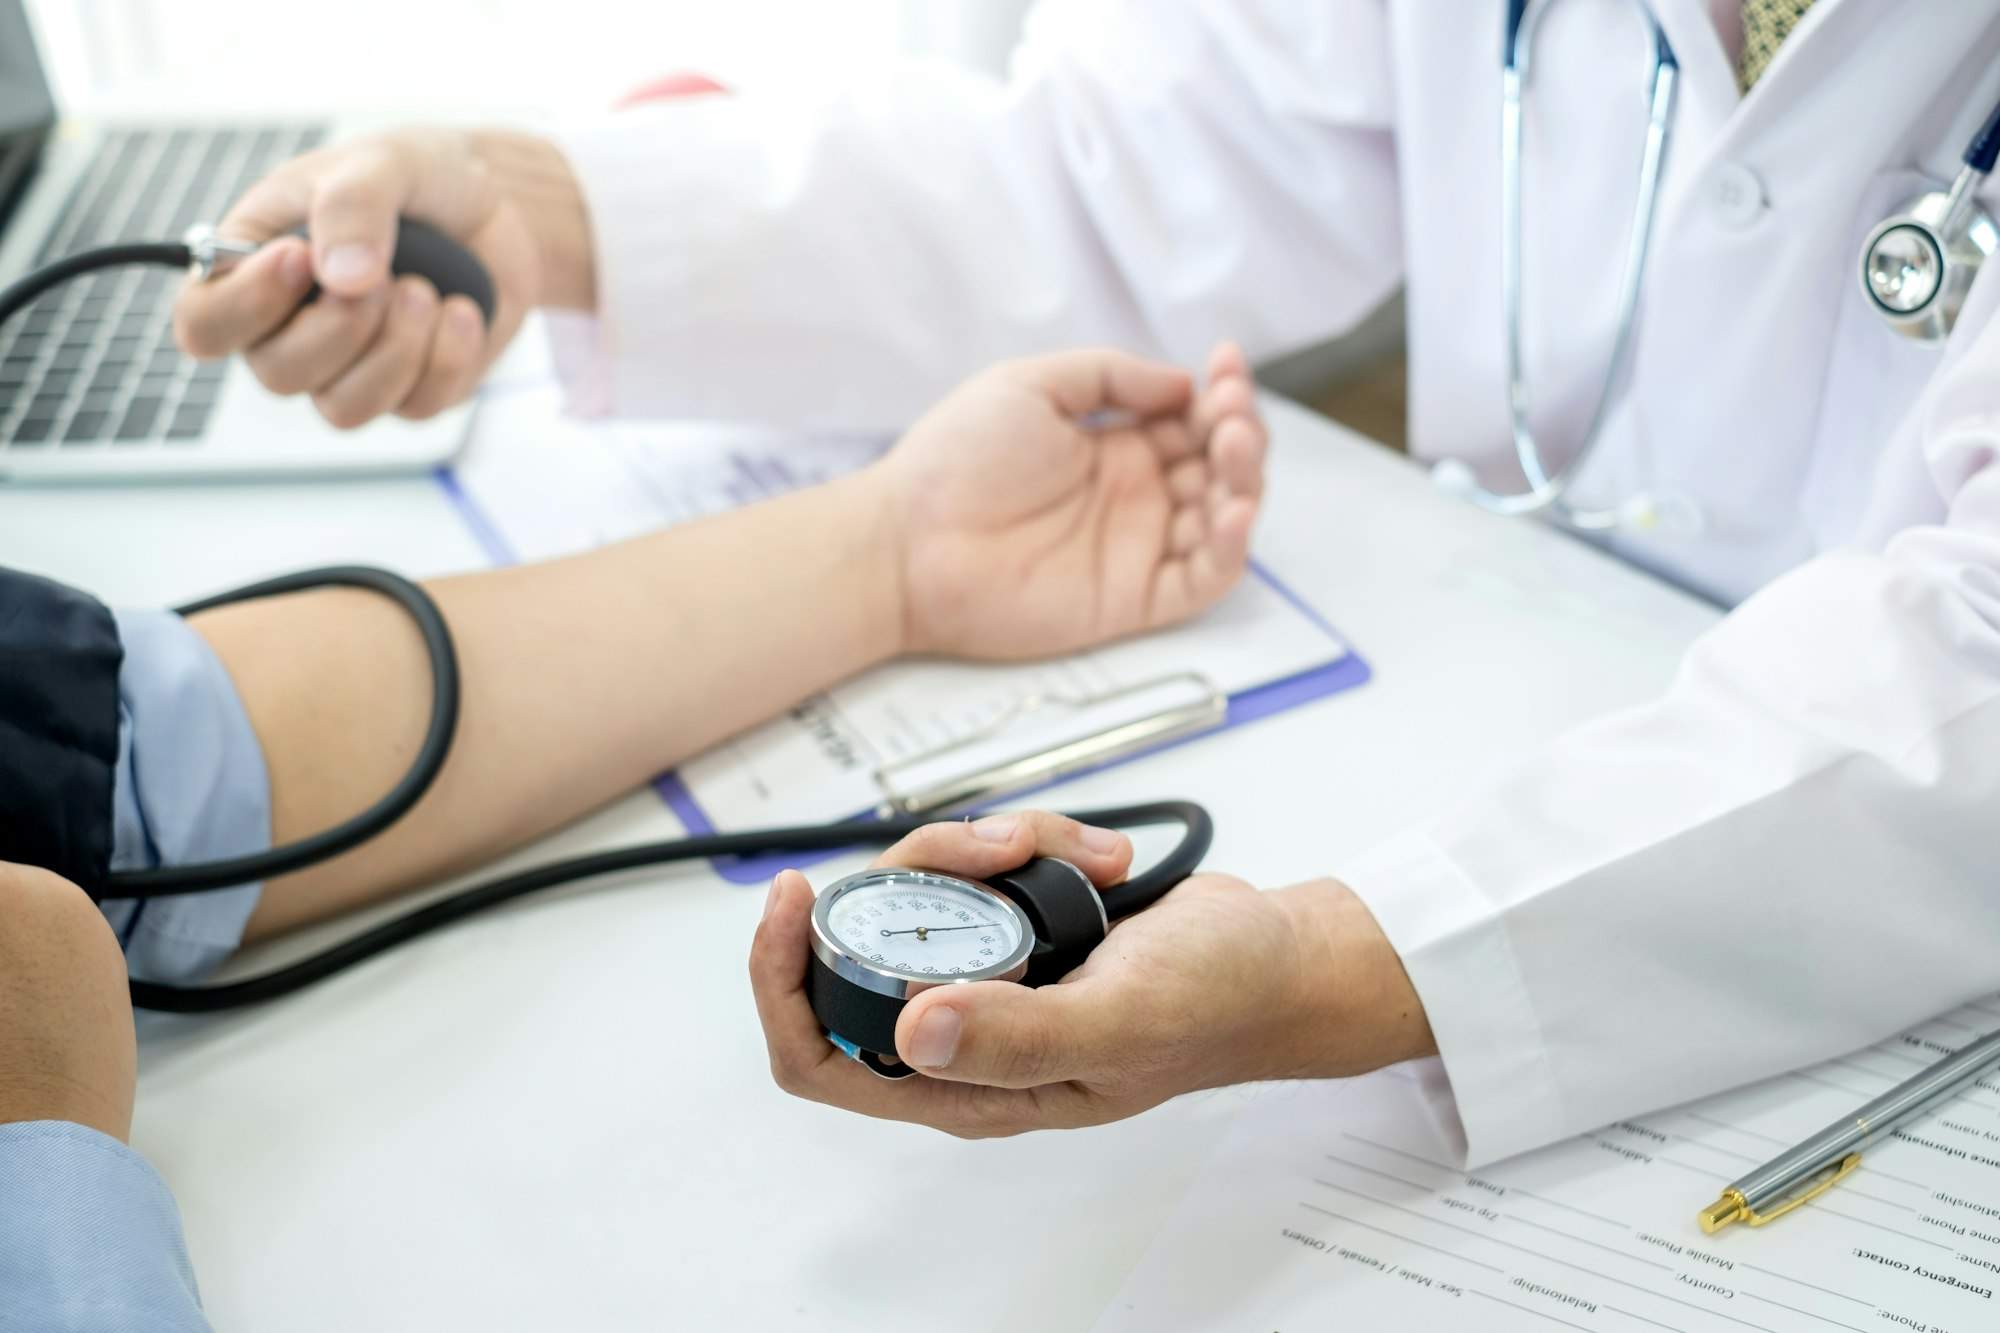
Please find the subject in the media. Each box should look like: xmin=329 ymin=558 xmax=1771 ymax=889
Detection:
xmin=544 ymin=0 xmax=1402 ymax=428
xmin=1338 ymin=290 xmax=2000 ymax=1168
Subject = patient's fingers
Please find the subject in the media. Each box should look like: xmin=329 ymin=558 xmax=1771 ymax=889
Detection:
xmin=1189 ymin=342 xmax=1255 ymax=439
xmin=1167 ymin=456 xmax=1211 ymax=504
xmin=1168 ymin=504 xmax=1209 ymax=556
xmin=1019 ymin=347 xmax=1194 ymax=421
xmin=1209 ymin=414 xmax=1266 ymax=503
xmin=1143 ymin=413 xmax=1201 ymax=464
xmin=1148 ymin=494 xmax=1257 ymax=629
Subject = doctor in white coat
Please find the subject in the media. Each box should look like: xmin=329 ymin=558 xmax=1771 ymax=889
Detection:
xmin=176 ymin=0 xmax=2000 ymax=1167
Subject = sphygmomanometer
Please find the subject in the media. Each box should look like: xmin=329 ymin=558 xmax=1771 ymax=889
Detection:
xmin=0 ymin=221 xmax=1211 ymax=1069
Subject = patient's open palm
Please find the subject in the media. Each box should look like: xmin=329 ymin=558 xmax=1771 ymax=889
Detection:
xmin=884 ymin=344 xmax=1266 ymax=660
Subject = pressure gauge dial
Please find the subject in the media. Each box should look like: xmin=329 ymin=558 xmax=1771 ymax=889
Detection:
xmin=807 ymin=866 xmax=1050 ymax=1078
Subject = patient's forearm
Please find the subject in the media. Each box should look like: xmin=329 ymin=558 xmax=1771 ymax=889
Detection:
xmin=191 ymin=473 xmax=900 ymax=941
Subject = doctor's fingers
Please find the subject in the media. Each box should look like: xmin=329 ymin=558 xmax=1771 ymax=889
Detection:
xmin=310 ymin=278 xmax=439 ymax=429
xmin=867 ymin=812 xmax=1134 ymax=888
xmin=748 ymin=875 xmax=1099 ymax=1136
xmin=397 ymin=296 xmax=489 ymax=421
xmin=173 ymin=237 xmax=314 ymax=359
xmin=893 ymin=976 xmax=1134 ymax=1094
xmin=241 ymin=284 xmax=393 ymax=398
xmin=260 ymin=134 xmax=497 ymax=300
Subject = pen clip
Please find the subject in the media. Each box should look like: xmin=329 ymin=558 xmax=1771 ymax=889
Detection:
xmin=1743 ymin=1152 xmax=1862 ymax=1227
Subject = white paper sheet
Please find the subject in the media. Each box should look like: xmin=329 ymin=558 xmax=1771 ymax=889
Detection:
xmin=1094 ymin=1001 xmax=2000 ymax=1333
xmin=456 ymin=383 xmax=891 ymax=561
xmin=455 ymin=384 xmax=1350 ymax=827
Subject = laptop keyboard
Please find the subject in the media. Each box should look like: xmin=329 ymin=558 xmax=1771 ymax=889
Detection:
xmin=0 ymin=124 xmax=327 ymax=448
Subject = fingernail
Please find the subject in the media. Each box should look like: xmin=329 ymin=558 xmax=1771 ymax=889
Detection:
xmin=1082 ymin=824 xmax=1122 ymax=853
xmin=400 ymin=281 xmax=431 ymax=315
xmin=763 ymin=875 xmax=784 ymax=921
xmin=908 ymin=1007 xmax=962 ymax=1069
xmin=319 ymin=243 xmax=379 ymax=290
xmin=279 ymin=244 xmax=311 ymax=286
xmin=972 ymin=815 xmax=1017 ymax=843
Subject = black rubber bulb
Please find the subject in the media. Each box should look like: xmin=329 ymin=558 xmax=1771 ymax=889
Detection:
xmin=286 ymin=217 xmax=496 ymax=327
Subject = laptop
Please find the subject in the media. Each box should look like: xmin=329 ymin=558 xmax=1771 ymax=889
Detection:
xmin=0 ymin=0 xmax=471 ymax=483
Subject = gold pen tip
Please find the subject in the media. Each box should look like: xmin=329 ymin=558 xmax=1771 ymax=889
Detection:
xmin=1698 ymin=1193 xmax=1743 ymax=1235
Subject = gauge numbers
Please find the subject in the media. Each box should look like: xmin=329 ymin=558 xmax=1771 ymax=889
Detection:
xmin=826 ymin=877 xmax=1024 ymax=980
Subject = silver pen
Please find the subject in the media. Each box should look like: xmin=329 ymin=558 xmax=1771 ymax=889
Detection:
xmin=1699 ymin=1025 xmax=2000 ymax=1233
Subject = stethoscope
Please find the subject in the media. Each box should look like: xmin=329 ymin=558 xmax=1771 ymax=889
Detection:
xmin=1433 ymin=0 xmax=2000 ymax=537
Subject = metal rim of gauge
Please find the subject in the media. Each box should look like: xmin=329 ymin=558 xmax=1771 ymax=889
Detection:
xmin=809 ymin=867 xmax=1037 ymax=1000
xmin=1861 ymin=219 xmax=1945 ymax=317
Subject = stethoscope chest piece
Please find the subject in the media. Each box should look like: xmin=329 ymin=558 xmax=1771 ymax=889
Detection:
xmin=806 ymin=858 xmax=1107 ymax=1079
xmin=1861 ymin=179 xmax=1998 ymax=343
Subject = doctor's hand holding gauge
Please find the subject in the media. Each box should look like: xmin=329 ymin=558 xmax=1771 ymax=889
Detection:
xmin=179 ymin=0 xmax=2000 ymax=1170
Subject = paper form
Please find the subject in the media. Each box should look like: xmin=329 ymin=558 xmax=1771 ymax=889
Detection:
xmin=455 ymin=382 xmax=891 ymax=562
xmin=678 ymin=570 xmax=1344 ymax=826
xmin=1093 ymin=1000 xmax=2000 ymax=1333
xmin=454 ymin=382 xmax=1350 ymax=829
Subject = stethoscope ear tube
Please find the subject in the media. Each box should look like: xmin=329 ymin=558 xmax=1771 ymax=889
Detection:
xmin=1465 ymin=1 xmax=2000 ymax=534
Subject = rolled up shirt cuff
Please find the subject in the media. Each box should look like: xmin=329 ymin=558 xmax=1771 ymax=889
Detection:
xmin=97 ymin=609 xmax=271 ymax=986
xmin=0 ymin=1121 xmax=208 ymax=1331
xmin=1337 ymin=827 xmax=1567 ymax=1167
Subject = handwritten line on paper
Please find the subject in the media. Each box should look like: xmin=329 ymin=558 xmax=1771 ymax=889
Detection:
xmin=1736 ymin=1290 xmax=1874 ymax=1333
xmin=1296 ymin=1201 xmax=1504 ymax=1274
xmin=1499 ymin=1213 xmax=1672 ymax=1270
xmin=1735 ymin=1261 xmax=1873 ymax=1307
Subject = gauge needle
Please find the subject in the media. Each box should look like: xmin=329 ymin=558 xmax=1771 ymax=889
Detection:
xmin=881 ymin=922 xmax=998 ymax=940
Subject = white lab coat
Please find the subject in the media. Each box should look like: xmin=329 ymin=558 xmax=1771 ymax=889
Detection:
xmin=549 ymin=0 xmax=2000 ymax=1166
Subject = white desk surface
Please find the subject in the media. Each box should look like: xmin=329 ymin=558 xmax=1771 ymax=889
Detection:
xmin=0 ymin=391 xmax=1721 ymax=1332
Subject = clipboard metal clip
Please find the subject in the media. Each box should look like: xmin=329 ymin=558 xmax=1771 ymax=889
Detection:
xmin=870 ymin=671 xmax=1228 ymax=817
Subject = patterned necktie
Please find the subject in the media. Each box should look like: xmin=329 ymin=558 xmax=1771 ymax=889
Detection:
xmin=1739 ymin=0 xmax=1818 ymax=90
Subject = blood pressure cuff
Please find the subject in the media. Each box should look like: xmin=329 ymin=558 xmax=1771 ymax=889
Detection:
xmin=0 ymin=567 xmax=122 ymax=895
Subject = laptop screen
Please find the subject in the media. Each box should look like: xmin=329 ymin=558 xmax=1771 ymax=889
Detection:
xmin=0 ymin=0 xmax=56 ymax=229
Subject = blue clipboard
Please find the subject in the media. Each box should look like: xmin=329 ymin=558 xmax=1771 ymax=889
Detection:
xmin=434 ymin=467 xmax=1370 ymax=885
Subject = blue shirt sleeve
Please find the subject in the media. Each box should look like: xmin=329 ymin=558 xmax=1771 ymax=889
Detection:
xmin=0 ymin=1121 xmax=207 ymax=1331
xmin=97 ymin=608 xmax=272 ymax=986
xmin=2 ymin=607 xmax=270 ymax=1333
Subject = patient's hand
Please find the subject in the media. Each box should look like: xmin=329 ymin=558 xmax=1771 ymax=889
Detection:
xmin=879 ymin=343 xmax=1266 ymax=659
